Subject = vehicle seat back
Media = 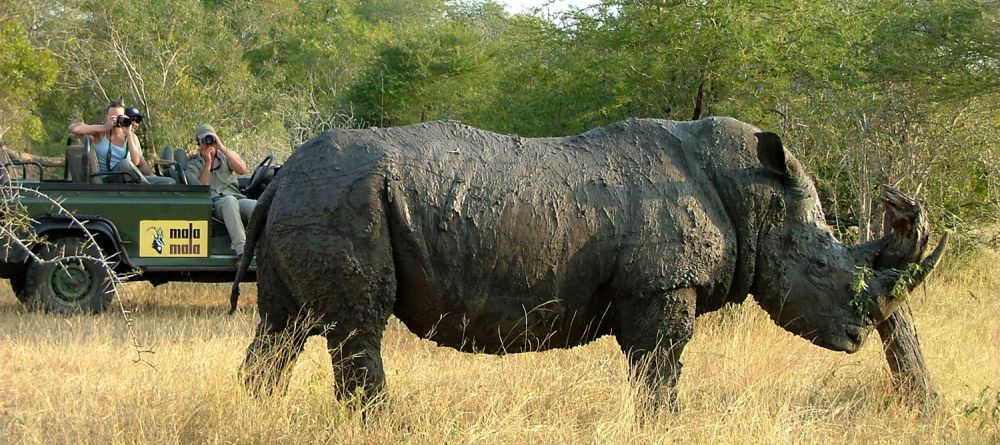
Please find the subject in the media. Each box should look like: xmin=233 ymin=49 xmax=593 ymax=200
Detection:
xmin=65 ymin=138 xmax=103 ymax=184
xmin=174 ymin=148 xmax=200 ymax=185
xmin=157 ymin=146 xmax=181 ymax=183
xmin=65 ymin=145 xmax=84 ymax=182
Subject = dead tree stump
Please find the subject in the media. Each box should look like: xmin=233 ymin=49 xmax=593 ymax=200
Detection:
xmin=874 ymin=187 xmax=938 ymax=402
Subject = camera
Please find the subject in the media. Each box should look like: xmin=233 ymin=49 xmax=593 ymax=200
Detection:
xmin=114 ymin=115 xmax=133 ymax=127
xmin=201 ymin=134 xmax=216 ymax=146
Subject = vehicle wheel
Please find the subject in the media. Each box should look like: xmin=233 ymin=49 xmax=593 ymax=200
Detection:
xmin=24 ymin=237 xmax=115 ymax=314
xmin=10 ymin=271 xmax=28 ymax=303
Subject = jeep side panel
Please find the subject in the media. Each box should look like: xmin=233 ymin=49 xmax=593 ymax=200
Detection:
xmin=19 ymin=182 xmax=237 ymax=269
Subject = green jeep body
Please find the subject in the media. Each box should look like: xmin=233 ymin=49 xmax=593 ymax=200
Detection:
xmin=1 ymin=145 xmax=267 ymax=313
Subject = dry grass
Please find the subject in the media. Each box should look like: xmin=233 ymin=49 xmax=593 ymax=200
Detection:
xmin=1 ymin=251 xmax=998 ymax=444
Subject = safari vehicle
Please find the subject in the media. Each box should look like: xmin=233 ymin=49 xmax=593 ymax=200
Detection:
xmin=0 ymin=138 xmax=277 ymax=313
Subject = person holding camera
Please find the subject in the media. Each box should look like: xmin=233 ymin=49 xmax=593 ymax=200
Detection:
xmin=127 ymin=107 xmax=157 ymax=176
xmin=186 ymin=124 xmax=255 ymax=257
xmin=68 ymin=100 xmax=174 ymax=184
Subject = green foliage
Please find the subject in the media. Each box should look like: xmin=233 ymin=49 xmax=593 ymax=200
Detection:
xmin=890 ymin=263 xmax=923 ymax=301
xmin=962 ymin=387 xmax=1000 ymax=432
xmin=850 ymin=266 xmax=874 ymax=317
xmin=0 ymin=0 xmax=997 ymax=237
xmin=0 ymin=20 xmax=58 ymax=145
xmin=349 ymin=21 xmax=498 ymax=126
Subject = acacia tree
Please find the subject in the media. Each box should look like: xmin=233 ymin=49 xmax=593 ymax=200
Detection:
xmin=513 ymin=0 xmax=1000 ymax=239
xmin=7 ymin=0 xmax=278 ymax=157
xmin=2 ymin=0 xmax=996 ymax=237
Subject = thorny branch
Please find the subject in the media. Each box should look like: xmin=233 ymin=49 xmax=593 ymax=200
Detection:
xmin=0 ymin=150 xmax=155 ymax=367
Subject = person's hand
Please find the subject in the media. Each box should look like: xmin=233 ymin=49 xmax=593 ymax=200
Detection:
xmin=104 ymin=114 xmax=117 ymax=130
xmin=200 ymin=146 xmax=215 ymax=164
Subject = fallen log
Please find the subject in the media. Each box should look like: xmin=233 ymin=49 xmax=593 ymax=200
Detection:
xmin=1 ymin=144 xmax=64 ymax=179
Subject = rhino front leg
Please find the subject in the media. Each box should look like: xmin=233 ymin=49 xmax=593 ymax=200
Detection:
xmin=614 ymin=287 xmax=697 ymax=413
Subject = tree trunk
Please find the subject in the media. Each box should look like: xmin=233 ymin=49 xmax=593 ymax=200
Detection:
xmin=692 ymin=66 xmax=708 ymax=121
xmin=873 ymin=187 xmax=937 ymax=403
xmin=877 ymin=305 xmax=936 ymax=401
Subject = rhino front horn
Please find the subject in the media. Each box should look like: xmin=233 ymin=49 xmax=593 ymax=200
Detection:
xmin=866 ymin=233 xmax=949 ymax=322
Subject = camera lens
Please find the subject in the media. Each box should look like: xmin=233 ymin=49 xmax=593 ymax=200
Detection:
xmin=116 ymin=115 xmax=132 ymax=127
xmin=202 ymin=134 xmax=216 ymax=145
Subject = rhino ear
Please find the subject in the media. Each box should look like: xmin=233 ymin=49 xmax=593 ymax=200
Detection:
xmin=756 ymin=132 xmax=816 ymax=207
xmin=755 ymin=132 xmax=788 ymax=177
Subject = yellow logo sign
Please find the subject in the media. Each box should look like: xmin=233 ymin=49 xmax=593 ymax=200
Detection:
xmin=139 ymin=220 xmax=209 ymax=257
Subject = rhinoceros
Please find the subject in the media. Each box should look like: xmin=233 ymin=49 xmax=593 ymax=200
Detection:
xmin=230 ymin=117 xmax=945 ymax=408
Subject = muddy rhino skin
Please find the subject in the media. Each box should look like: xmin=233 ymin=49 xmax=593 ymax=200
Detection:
xmin=232 ymin=117 xmax=943 ymax=407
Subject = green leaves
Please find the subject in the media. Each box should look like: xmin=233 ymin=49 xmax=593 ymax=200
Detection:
xmin=0 ymin=21 xmax=58 ymax=144
xmin=850 ymin=266 xmax=874 ymax=317
xmin=850 ymin=262 xmax=924 ymax=318
xmin=1 ymin=0 xmax=997 ymax=235
xmin=890 ymin=263 xmax=924 ymax=302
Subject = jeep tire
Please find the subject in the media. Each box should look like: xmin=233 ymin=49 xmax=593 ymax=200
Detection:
xmin=24 ymin=237 xmax=115 ymax=314
xmin=10 ymin=271 xmax=28 ymax=303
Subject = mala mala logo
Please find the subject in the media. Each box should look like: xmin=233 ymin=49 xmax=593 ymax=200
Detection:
xmin=167 ymin=223 xmax=202 ymax=255
xmin=139 ymin=221 xmax=208 ymax=257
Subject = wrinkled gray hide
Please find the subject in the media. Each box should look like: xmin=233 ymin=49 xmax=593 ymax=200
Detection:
xmin=232 ymin=117 xmax=941 ymax=409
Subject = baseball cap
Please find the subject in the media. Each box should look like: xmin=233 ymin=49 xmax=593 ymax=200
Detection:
xmin=195 ymin=124 xmax=217 ymax=141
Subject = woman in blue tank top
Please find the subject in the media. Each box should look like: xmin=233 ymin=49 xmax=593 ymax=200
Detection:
xmin=68 ymin=100 xmax=174 ymax=184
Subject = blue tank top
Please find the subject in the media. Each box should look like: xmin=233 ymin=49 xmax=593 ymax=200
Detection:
xmin=92 ymin=133 xmax=128 ymax=174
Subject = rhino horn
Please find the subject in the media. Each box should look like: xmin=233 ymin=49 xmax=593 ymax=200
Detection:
xmin=866 ymin=233 xmax=948 ymax=322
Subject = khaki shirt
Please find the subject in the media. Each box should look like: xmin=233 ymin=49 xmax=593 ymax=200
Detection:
xmin=187 ymin=152 xmax=246 ymax=199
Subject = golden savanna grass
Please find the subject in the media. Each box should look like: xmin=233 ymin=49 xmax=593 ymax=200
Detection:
xmin=1 ymin=249 xmax=998 ymax=444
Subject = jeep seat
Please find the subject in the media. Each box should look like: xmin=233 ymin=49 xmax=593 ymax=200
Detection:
xmin=65 ymin=142 xmax=103 ymax=184
xmin=156 ymin=146 xmax=182 ymax=184
xmin=174 ymin=148 xmax=201 ymax=186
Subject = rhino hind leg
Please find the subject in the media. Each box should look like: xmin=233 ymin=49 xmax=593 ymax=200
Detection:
xmin=240 ymin=258 xmax=313 ymax=397
xmin=241 ymin=314 xmax=311 ymax=397
xmin=285 ymin=173 xmax=396 ymax=405
xmin=614 ymin=287 xmax=697 ymax=413
xmin=326 ymin=328 xmax=388 ymax=404
xmin=319 ymin=262 xmax=393 ymax=404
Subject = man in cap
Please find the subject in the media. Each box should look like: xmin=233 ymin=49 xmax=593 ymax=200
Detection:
xmin=187 ymin=124 xmax=255 ymax=257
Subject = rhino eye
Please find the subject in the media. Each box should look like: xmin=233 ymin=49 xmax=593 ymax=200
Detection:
xmin=810 ymin=259 xmax=829 ymax=274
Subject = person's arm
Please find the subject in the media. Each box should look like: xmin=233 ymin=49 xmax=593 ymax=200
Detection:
xmin=126 ymin=130 xmax=154 ymax=175
xmin=215 ymin=141 xmax=248 ymax=175
xmin=199 ymin=150 xmax=214 ymax=186
xmin=69 ymin=115 xmax=114 ymax=137
xmin=135 ymin=155 xmax=154 ymax=176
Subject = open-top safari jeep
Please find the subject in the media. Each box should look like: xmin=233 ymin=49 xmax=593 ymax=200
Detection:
xmin=0 ymin=138 xmax=277 ymax=313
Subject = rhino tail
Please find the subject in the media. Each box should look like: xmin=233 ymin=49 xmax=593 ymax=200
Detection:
xmin=229 ymin=182 xmax=277 ymax=315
